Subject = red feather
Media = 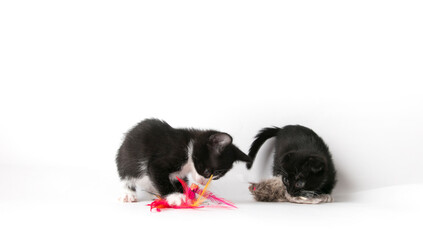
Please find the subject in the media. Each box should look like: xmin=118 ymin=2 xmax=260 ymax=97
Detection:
xmin=147 ymin=177 xmax=236 ymax=212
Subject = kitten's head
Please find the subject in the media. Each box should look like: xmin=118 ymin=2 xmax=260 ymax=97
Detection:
xmin=278 ymin=152 xmax=333 ymax=197
xmin=192 ymin=132 xmax=251 ymax=184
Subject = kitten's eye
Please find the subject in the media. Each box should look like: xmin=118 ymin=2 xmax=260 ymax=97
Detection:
xmin=295 ymin=180 xmax=305 ymax=188
xmin=282 ymin=177 xmax=289 ymax=185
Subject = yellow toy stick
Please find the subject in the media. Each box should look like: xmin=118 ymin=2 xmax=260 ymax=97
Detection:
xmin=193 ymin=175 xmax=213 ymax=206
xmin=148 ymin=174 xmax=237 ymax=211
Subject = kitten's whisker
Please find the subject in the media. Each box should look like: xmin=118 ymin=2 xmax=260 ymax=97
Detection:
xmin=215 ymin=168 xmax=231 ymax=172
xmin=213 ymin=168 xmax=231 ymax=175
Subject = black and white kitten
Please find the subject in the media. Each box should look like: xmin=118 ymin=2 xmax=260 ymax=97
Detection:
xmin=116 ymin=118 xmax=252 ymax=205
xmin=248 ymin=125 xmax=336 ymax=203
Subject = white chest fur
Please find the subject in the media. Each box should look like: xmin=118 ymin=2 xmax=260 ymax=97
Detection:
xmin=169 ymin=141 xmax=195 ymax=180
xmin=168 ymin=141 xmax=207 ymax=185
xmin=169 ymin=158 xmax=195 ymax=180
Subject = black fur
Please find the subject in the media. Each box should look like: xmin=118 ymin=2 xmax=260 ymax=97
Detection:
xmin=249 ymin=125 xmax=336 ymax=197
xmin=116 ymin=118 xmax=251 ymax=197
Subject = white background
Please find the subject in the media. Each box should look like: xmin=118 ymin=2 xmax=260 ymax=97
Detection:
xmin=1 ymin=1 xmax=422 ymax=239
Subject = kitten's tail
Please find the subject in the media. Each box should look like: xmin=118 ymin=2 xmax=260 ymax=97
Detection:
xmin=248 ymin=127 xmax=280 ymax=166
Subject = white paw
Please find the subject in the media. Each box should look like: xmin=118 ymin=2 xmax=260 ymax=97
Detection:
xmin=297 ymin=197 xmax=322 ymax=204
xmin=119 ymin=192 xmax=137 ymax=203
xmin=166 ymin=193 xmax=185 ymax=206
xmin=286 ymin=193 xmax=333 ymax=204
xmin=322 ymin=194 xmax=334 ymax=203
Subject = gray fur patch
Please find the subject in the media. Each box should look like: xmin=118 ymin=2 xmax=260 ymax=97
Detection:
xmin=249 ymin=177 xmax=334 ymax=204
xmin=248 ymin=177 xmax=288 ymax=202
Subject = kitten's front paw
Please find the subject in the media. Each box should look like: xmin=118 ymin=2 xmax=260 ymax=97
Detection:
xmin=166 ymin=193 xmax=185 ymax=206
xmin=320 ymin=194 xmax=334 ymax=203
xmin=286 ymin=193 xmax=333 ymax=204
xmin=119 ymin=192 xmax=137 ymax=203
xmin=293 ymin=196 xmax=322 ymax=204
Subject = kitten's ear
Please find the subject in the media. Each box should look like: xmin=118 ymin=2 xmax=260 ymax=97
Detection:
xmin=309 ymin=157 xmax=325 ymax=173
xmin=208 ymin=133 xmax=233 ymax=154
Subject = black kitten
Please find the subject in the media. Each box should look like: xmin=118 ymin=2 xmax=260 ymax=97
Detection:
xmin=116 ymin=118 xmax=251 ymax=205
xmin=248 ymin=125 xmax=336 ymax=199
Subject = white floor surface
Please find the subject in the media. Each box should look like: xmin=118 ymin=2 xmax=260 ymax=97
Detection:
xmin=1 ymin=164 xmax=421 ymax=240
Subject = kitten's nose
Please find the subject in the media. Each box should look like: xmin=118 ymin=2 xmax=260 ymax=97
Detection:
xmin=198 ymin=178 xmax=209 ymax=185
xmin=204 ymin=169 xmax=211 ymax=178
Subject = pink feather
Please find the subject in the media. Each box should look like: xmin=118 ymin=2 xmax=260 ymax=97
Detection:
xmin=147 ymin=177 xmax=236 ymax=212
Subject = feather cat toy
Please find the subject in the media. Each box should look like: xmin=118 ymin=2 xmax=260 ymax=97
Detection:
xmin=147 ymin=175 xmax=236 ymax=212
xmin=249 ymin=177 xmax=333 ymax=204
